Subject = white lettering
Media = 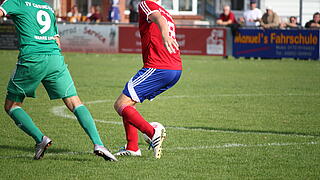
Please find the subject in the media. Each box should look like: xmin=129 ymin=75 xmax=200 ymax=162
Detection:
xmin=31 ymin=3 xmax=54 ymax=13
xmin=34 ymin=36 xmax=55 ymax=40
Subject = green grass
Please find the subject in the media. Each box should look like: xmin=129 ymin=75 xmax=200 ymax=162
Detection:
xmin=0 ymin=50 xmax=319 ymax=179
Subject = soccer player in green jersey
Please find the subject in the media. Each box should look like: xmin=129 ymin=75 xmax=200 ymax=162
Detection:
xmin=0 ymin=0 xmax=117 ymax=161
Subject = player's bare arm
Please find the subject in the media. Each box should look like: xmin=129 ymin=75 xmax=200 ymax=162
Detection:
xmin=54 ymin=36 xmax=61 ymax=48
xmin=149 ymin=12 xmax=179 ymax=54
xmin=0 ymin=9 xmax=4 ymax=17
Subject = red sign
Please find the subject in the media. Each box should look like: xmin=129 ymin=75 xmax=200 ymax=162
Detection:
xmin=119 ymin=26 xmax=226 ymax=56
xmin=119 ymin=26 xmax=142 ymax=53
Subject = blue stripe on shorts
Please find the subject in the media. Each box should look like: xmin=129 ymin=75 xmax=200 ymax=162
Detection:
xmin=122 ymin=68 xmax=182 ymax=103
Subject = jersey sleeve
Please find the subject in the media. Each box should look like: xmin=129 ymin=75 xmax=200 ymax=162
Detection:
xmin=0 ymin=0 xmax=21 ymax=16
xmin=139 ymin=0 xmax=159 ymax=21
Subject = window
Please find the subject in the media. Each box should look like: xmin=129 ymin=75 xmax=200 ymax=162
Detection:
xmin=161 ymin=0 xmax=174 ymax=10
xmin=159 ymin=0 xmax=198 ymax=15
xmin=230 ymin=0 xmax=244 ymax=10
xmin=219 ymin=0 xmax=244 ymax=11
xmin=179 ymin=0 xmax=192 ymax=11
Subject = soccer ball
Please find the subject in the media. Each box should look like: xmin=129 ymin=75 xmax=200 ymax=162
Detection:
xmin=142 ymin=122 xmax=164 ymax=144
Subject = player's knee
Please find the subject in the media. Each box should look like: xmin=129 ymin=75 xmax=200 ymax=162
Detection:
xmin=114 ymin=99 xmax=122 ymax=111
xmin=4 ymin=102 xmax=21 ymax=114
xmin=115 ymin=103 xmax=130 ymax=116
xmin=114 ymin=101 xmax=123 ymax=116
xmin=63 ymin=96 xmax=82 ymax=112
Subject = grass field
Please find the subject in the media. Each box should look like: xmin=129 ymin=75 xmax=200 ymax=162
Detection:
xmin=0 ymin=50 xmax=319 ymax=179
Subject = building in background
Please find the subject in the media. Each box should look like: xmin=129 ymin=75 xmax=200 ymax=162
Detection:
xmin=43 ymin=0 xmax=319 ymax=25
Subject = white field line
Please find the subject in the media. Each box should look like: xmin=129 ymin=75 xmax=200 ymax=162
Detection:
xmin=170 ymin=141 xmax=318 ymax=150
xmin=51 ymin=94 xmax=320 ymax=138
xmin=0 ymin=141 xmax=318 ymax=159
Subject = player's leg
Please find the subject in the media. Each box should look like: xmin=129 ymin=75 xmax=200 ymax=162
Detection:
xmin=63 ymin=96 xmax=104 ymax=146
xmin=62 ymin=96 xmax=117 ymax=161
xmin=114 ymin=68 xmax=182 ymax=158
xmin=114 ymin=93 xmax=155 ymax=138
xmin=113 ymin=94 xmax=150 ymax=156
xmin=5 ymin=56 xmax=52 ymax=160
xmin=4 ymin=99 xmax=44 ymax=144
xmin=43 ymin=54 xmax=116 ymax=161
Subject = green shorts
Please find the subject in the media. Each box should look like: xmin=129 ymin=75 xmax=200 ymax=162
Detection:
xmin=6 ymin=54 xmax=77 ymax=102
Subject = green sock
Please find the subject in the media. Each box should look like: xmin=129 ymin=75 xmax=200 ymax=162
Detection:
xmin=9 ymin=107 xmax=44 ymax=144
xmin=73 ymin=105 xmax=104 ymax=146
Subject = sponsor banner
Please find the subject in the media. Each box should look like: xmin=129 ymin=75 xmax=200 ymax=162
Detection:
xmin=233 ymin=29 xmax=320 ymax=60
xmin=0 ymin=24 xmax=18 ymax=50
xmin=58 ymin=24 xmax=118 ymax=53
xmin=118 ymin=26 xmax=142 ymax=53
xmin=119 ymin=26 xmax=226 ymax=56
xmin=177 ymin=27 xmax=226 ymax=56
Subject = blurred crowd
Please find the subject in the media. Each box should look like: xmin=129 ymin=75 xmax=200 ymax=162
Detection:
xmin=216 ymin=0 xmax=320 ymax=29
xmin=0 ymin=0 xmax=319 ymax=27
xmin=58 ymin=2 xmax=120 ymax=23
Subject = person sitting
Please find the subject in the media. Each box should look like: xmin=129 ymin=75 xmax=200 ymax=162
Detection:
xmin=216 ymin=5 xmax=239 ymax=37
xmin=259 ymin=6 xmax=280 ymax=29
xmin=86 ymin=6 xmax=96 ymax=21
xmin=67 ymin=5 xmax=82 ymax=23
xmin=305 ymin=12 xmax=320 ymax=28
xmin=216 ymin=5 xmax=237 ymax=26
xmin=239 ymin=0 xmax=263 ymax=27
xmin=280 ymin=16 xmax=301 ymax=29
xmin=88 ymin=6 xmax=102 ymax=23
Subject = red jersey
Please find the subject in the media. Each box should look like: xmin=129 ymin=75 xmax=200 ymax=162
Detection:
xmin=138 ymin=0 xmax=182 ymax=70
xmin=219 ymin=12 xmax=237 ymax=24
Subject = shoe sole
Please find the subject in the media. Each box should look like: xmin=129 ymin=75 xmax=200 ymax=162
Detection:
xmin=34 ymin=141 xmax=52 ymax=160
xmin=114 ymin=151 xmax=142 ymax=157
xmin=155 ymin=129 xmax=166 ymax=159
xmin=94 ymin=150 xmax=117 ymax=161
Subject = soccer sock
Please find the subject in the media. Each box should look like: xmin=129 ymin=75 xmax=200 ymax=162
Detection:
xmin=73 ymin=105 xmax=104 ymax=146
xmin=123 ymin=119 xmax=139 ymax=151
xmin=9 ymin=107 xmax=44 ymax=144
xmin=121 ymin=106 xmax=155 ymax=139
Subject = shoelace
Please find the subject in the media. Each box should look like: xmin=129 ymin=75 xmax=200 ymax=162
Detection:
xmin=148 ymin=142 xmax=154 ymax=150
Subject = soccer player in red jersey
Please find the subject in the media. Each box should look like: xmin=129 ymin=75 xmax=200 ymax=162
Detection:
xmin=114 ymin=0 xmax=182 ymax=159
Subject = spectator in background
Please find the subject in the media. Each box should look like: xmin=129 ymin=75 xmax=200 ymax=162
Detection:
xmin=88 ymin=6 xmax=102 ymax=23
xmin=305 ymin=12 xmax=320 ymax=28
xmin=129 ymin=0 xmax=139 ymax=23
xmin=216 ymin=5 xmax=237 ymax=26
xmin=259 ymin=6 xmax=280 ymax=29
xmin=280 ymin=16 xmax=301 ymax=29
xmin=109 ymin=0 xmax=120 ymax=23
xmin=86 ymin=6 xmax=96 ymax=21
xmin=67 ymin=5 xmax=82 ymax=23
xmin=216 ymin=5 xmax=239 ymax=36
xmin=240 ymin=0 xmax=262 ymax=27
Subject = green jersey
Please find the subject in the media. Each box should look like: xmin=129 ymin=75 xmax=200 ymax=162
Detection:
xmin=0 ymin=0 xmax=61 ymax=57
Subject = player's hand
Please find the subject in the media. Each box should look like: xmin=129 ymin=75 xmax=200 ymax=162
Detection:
xmin=163 ymin=36 xmax=179 ymax=54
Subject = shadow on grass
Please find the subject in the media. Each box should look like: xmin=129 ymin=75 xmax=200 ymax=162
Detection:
xmin=0 ymin=144 xmax=72 ymax=153
xmin=168 ymin=126 xmax=320 ymax=137
xmin=0 ymin=145 xmax=94 ymax=161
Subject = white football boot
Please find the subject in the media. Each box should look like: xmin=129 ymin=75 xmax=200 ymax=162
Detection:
xmin=94 ymin=145 xmax=118 ymax=161
xmin=150 ymin=124 xmax=166 ymax=159
xmin=114 ymin=146 xmax=142 ymax=157
xmin=34 ymin=136 xmax=52 ymax=160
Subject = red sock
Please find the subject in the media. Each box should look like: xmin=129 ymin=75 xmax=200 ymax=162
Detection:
xmin=122 ymin=106 xmax=155 ymax=139
xmin=123 ymin=119 xmax=139 ymax=151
